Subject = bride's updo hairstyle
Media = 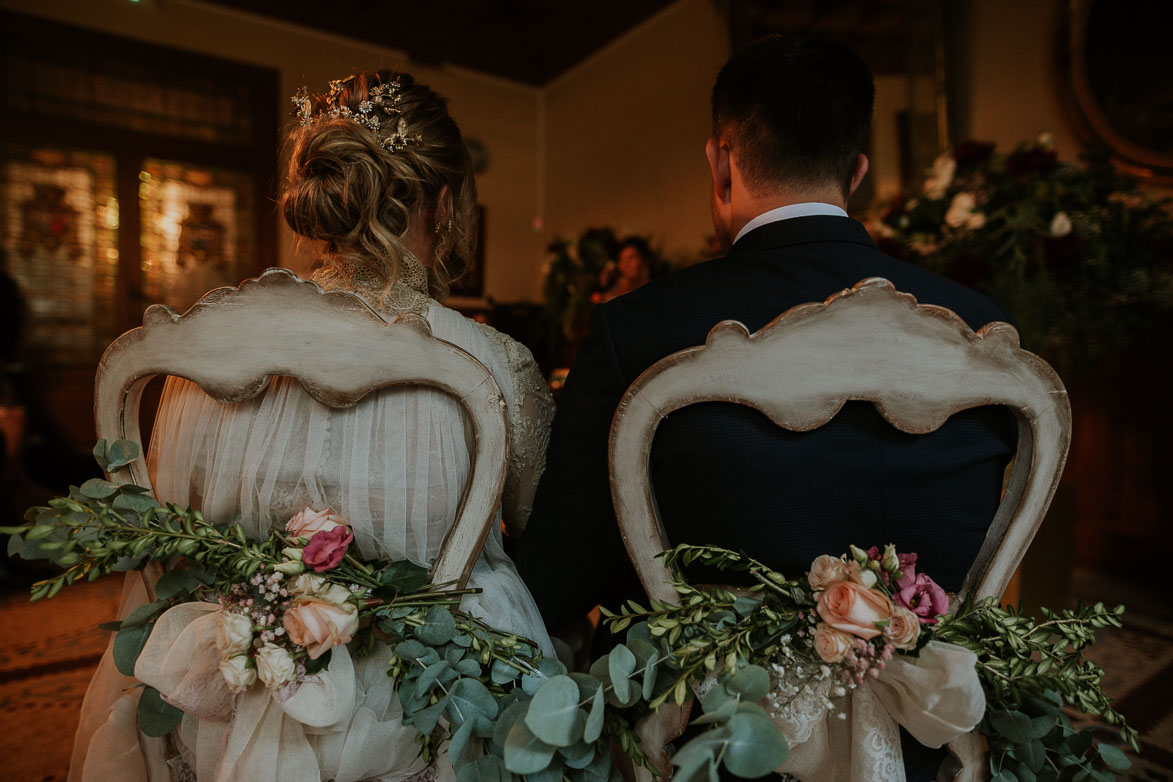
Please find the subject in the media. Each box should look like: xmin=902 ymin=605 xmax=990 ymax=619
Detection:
xmin=281 ymin=70 xmax=477 ymax=299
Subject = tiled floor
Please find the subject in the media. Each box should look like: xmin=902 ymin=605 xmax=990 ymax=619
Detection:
xmin=0 ymin=571 xmax=1169 ymax=781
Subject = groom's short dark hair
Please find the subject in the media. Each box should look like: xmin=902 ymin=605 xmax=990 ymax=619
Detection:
xmin=712 ymin=35 xmax=874 ymax=196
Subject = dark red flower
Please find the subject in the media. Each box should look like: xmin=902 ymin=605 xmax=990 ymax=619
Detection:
xmin=1007 ymin=147 xmax=1057 ymax=177
xmin=303 ymin=526 xmax=354 ymax=572
xmin=953 ymin=141 xmax=996 ymax=170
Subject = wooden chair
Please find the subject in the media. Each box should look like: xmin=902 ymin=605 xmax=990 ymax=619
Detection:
xmin=608 ymin=277 xmax=1071 ymax=780
xmin=94 ymin=267 xmax=509 ymax=590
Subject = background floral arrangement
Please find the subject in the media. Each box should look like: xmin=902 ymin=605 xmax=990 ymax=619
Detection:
xmin=874 ymin=135 xmax=1173 ymax=370
xmin=541 ymin=227 xmax=668 ymax=362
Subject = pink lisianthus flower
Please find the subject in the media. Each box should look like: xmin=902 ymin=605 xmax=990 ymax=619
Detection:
xmin=895 ymin=573 xmax=949 ymax=624
xmin=302 ymin=526 xmax=354 ymax=572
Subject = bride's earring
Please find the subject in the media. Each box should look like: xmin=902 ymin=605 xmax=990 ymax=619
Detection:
xmin=433 ymin=219 xmax=453 ymax=235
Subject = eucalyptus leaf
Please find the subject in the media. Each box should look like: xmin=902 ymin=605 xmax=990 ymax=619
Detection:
xmin=583 ymin=686 xmax=605 ymax=744
xmin=137 ymin=685 xmax=183 ymax=737
xmin=446 ymin=677 xmax=499 ymax=726
xmin=412 ymin=697 xmax=448 ymax=735
xmin=1097 ymin=744 xmax=1131 ymax=771
xmin=491 ymin=658 xmax=520 ymax=684
xmin=456 ymin=754 xmax=509 ymax=782
xmin=521 ymin=658 xmax=567 ymax=696
xmin=121 ymin=601 xmax=167 ymax=629
xmin=990 ymin=710 xmax=1034 ymax=744
xmin=92 ymin=439 xmax=110 ymax=470
xmin=456 ymin=658 xmax=483 ymax=678
xmin=416 ymin=660 xmax=453 ymax=694
xmin=722 ymin=710 xmax=789 ymax=777
xmin=154 ymin=569 xmax=204 ymax=600
xmin=526 ymin=760 xmax=565 ymax=782
xmin=378 ymin=560 xmax=430 ymax=594
xmin=449 ymin=714 xmax=478 ymax=769
xmin=113 ymin=491 xmax=161 ymax=514
xmin=561 ymin=738 xmax=597 ymax=769
xmin=503 ymin=719 xmax=556 ymax=775
xmin=493 ymin=700 xmax=529 ymax=748
xmin=106 ymin=439 xmax=140 ymax=471
xmin=113 ymin=623 xmax=153 ymax=676
xmin=608 ymin=644 xmax=637 ymax=704
xmin=79 ymin=478 xmax=119 ymax=499
xmin=732 ymin=596 xmax=761 ymax=616
xmin=727 ymin=665 xmax=770 ymax=702
xmin=415 ymin=606 xmax=457 ymax=645
xmin=525 ymin=675 xmax=583 ymax=747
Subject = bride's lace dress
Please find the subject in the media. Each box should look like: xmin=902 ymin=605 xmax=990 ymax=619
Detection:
xmin=69 ymin=257 xmax=556 ymax=782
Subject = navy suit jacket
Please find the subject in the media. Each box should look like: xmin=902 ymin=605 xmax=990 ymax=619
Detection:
xmin=515 ymin=215 xmax=1017 ymax=780
xmin=516 ymin=215 xmax=1016 ymax=627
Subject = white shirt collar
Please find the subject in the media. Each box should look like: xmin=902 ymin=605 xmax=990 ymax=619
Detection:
xmin=733 ymin=202 xmax=848 ymax=244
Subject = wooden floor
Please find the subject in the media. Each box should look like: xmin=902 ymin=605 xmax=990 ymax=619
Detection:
xmin=0 ymin=572 xmax=1170 ymax=781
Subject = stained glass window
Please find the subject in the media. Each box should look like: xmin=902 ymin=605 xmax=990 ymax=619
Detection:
xmin=2 ymin=145 xmax=119 ymax=362
xmin=138 ymin=159 xmax=256 ymax=313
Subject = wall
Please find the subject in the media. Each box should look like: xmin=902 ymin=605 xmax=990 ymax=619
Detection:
xmin=0 ymin=0 xmax=545 ymax=302
xmin=542 ymin=0 xmax=730 ymax=264
xmin=958 ymin=0 xmax=1079 ymax=158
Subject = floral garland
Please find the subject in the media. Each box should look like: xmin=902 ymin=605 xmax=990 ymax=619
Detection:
xmin=873 ymin=134 xmax=1173 ymax=370
xmin=4 ymin=440 xmax=1136 ymax=781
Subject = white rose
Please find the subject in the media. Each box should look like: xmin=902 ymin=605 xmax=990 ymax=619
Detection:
xmin=1050 ymin=211 xmax=1072 ymax=238
xmin=923 ymin=154 xmax=956 ymax=200
xmin=289 ymin=573 xmax=326 ymax=596
xmin=215 ymin=611 xmax=253 ymax=657
xmin=255 ymin=643 xmax=297 ymax=689
xmin=219 ymin=654 xmax=256 ymax=693
xmin=288 ymin=573 xmax=351 ymax=605
xmin=945 ymin=192 xmax=977 ymax=228
xmin=808 ymin=555 xmax=850 ymax=591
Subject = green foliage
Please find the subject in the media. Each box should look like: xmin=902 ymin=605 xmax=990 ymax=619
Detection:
xmin=6 ymin=451 xmax=1137 ymax=781
xmin=541 ymin=227 xmax=669 ymax=358
xmin=877 ymin=138 xmax=1173 ymax=371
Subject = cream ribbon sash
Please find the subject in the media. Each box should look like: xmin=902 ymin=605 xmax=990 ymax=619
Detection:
xmin=135 ymin=602 xmax=357 ymax=782
xmin=773 ymin=640 xmax=987 ymax=782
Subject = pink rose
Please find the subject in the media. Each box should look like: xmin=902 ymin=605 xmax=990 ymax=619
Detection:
xmin=817 ymin=580 xmax=893 ymax=640
xmin=895 ymin=573 xmax=949 ymax=624
xmin=887 ymin=605 xmax=921 ymax=649
xmin=302 ymin=526 xmax=354 ymax=572
xmin=286 ymin=507 xmax=347 ymax=538
xmin=808 ymin=555 xmax=850 ymax=591
xmin=813 ymin=623 xmax=854 ymax=663
xmin=283 ymin=597 xmax=359 ymax=659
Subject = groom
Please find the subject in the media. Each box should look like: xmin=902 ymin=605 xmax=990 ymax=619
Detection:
xmin=515 ymin=35 xmax=1015 ymax=779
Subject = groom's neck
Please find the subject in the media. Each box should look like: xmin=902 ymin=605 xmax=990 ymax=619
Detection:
xmin=729 ymin=175 xmax=849 ymax=240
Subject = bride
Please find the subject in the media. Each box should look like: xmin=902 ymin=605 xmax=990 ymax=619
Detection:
xmin=70 ymin=70 xmax=555 ymax=782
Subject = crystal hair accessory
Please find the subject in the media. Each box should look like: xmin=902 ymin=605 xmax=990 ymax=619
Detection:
xmin=291 ymin=77 xmax=422 ymax=152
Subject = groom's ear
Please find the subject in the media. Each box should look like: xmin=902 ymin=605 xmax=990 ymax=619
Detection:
xmin=847 ymin=153 xmax=870 ymax=198
xmin=706 ymin=138 xmax=732 ymax=205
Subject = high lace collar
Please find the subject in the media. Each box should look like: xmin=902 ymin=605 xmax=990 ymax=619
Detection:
xmin=311 ymin=251 xmax=440 ymax=315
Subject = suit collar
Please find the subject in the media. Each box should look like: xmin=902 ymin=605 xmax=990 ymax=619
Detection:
xmin=728 ymin=215 xmax=877 ymax=256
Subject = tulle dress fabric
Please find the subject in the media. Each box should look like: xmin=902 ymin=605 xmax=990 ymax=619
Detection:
xmin=69 ymin=269 xmax=555 ymax=782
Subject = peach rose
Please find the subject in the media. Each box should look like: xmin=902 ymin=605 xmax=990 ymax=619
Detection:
xmin=813 ymin=623 xmax=854 ymax=663
xmin=283 ymin=597 xmax=359 ymax=660
xmin=808 ymin=555 xmax=850 ymax=591
xmin=887 ymin=605 xmax=921 ymax=650
xmin=286 ymin=507 xmax=347 ymax=538
xmin=817 ymin=580 xmax=893 ymax=640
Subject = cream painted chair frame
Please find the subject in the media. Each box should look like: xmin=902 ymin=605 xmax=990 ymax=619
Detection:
xmin=608 ymin=277 xmax=1071 ymax=779
xmin=94 ymin=267 xmax=509 ymax=590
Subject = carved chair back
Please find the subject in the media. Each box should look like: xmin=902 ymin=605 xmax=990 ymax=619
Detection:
xmin=607 ymin=278 xmax=1071 ymax=781
xmin=610 ymin=276 xmax=1070 ymax=605
xmin=94 ymin=268 xmax=509 ymax=589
